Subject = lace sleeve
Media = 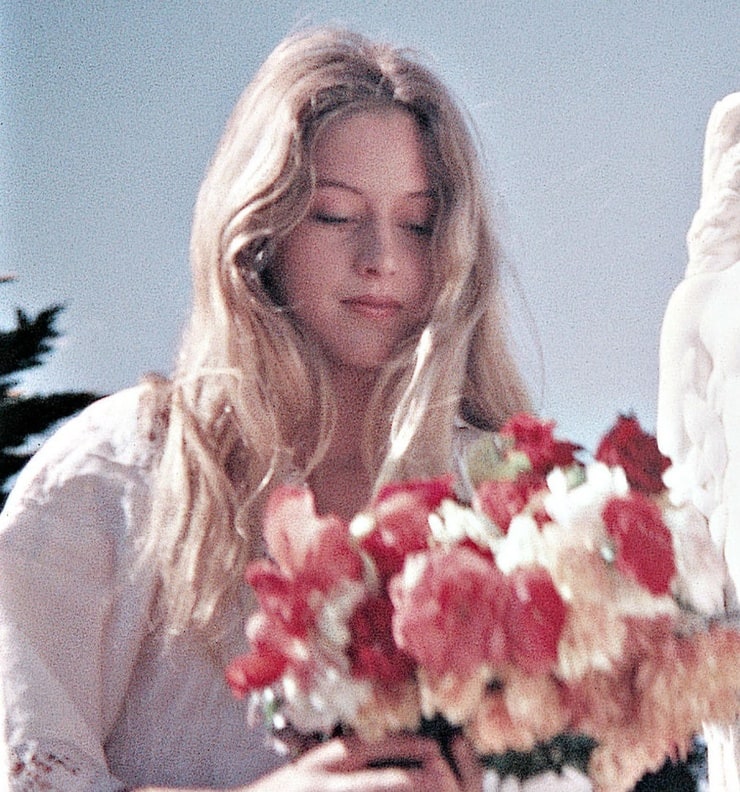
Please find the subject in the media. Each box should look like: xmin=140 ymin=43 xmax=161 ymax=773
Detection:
xmin=0 ymin=388 xmax=160 ymax=792
xmin=7 ymin=742 xmax=129 ymax=792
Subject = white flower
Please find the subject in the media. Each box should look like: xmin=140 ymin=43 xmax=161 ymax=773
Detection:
xmin=397 ymin=552 xmax=428 ymax=590
xmin=349 ymin=511 xmax=375 ymax=539
xmin=494 ymin=514 xmax=545 ymax=574
xmin=280 ymin=665 xmax=372 ymax=734
xmin=316 ymin=580 xmax=366 ymax=651
xmin=428 ymin=499 xmax=495 ymax=548
xmin=663 ymin=458 xmax=719 ymax=518
xmin=544 ymin=462 xmax=627 ymax=543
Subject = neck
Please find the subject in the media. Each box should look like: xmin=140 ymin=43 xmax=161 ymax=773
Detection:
xmin=329 ymin=364 xmax=375 ymax=452
xmin=307 ymin=363 xmax=378 ymax=520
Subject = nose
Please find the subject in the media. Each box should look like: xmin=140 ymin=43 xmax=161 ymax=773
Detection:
xmin=356 ymin=220 xmax=399 ymax=276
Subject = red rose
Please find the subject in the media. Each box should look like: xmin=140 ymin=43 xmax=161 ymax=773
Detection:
xmin=476 ymin=472 xmax=545 ymax=534
xmin=500 ymin=413 xmax=581 ymax=475
xmin=595 ymin=414 xmax=670 ymax=494
xmin=348 ymin=595 xmax=415 ymax=686
xmin=506 ymin=567 xmax=567 ymax=674
xmin=602 ymin=493 xmax=676 ymax=595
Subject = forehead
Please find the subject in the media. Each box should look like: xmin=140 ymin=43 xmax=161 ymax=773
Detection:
xmin=311 ymin=107 xmax=431 ymax=190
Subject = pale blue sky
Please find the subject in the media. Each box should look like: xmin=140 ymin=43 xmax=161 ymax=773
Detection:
xmin=2 ymin=1 xmax=739 ymax=447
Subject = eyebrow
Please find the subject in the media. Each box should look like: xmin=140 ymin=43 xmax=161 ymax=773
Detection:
xmin=315 ymin=178 xmax=435 ymax=200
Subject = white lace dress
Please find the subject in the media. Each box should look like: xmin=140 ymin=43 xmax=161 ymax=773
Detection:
xmin=0 ymin=386 xmax=286 ymax=790
xmin=0 ymin=386 xmax=592 ymax=791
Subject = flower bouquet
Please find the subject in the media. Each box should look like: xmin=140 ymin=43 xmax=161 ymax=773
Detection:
xmin=226 ymin=414 xmax=740 ymax=792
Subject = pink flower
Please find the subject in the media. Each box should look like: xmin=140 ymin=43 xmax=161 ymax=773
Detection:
xmin=500 ymin=413 xmax=581 ymax=475
xmin=246 ymin=560 xmax=315 ymax=639
xmin=602 ymin=493 xmax=676 ymax=595
xmin=226 ymin=487 xmax=368 ymax=700
xmin=470 ymin=668 xmax=570 ymax=755
xmin=390 ymin=546 xmax=511 ymax=677
xmin=595 ymin=415 xmax=670 ymax=495
xmin=228 ymin=565 xmax=317 ymax=698
xmin=375 ymin=475 xmax=456 ymax=510
xmin=360 ymin=477 xmax=454 ymax=581
xmin=506 ymin=567 xmax=567 ymax=674
xmin=263 ymin=485 xmax=363 ymax=591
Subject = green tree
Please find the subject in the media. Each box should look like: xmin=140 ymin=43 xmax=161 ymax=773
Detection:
xmin=0 ymin=301 xmax=100 ymax=509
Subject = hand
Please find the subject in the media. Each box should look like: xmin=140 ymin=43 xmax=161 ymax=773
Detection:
xmin=246 ymin=733 xmax=483 ymax=792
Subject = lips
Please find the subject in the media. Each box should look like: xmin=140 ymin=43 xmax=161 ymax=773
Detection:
xmin=342 ymin=295 xmax=403 ymax=320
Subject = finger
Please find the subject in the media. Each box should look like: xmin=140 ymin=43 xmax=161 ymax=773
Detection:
xmin=521 ymin=768 xmax=593 ymax=791
xmin=500 ymin=775 xmax=524 ymax=792
xmin=299 ymin=742 xmax=420 ymax=792
xmin=557 ymin=767 xmax=593 ymax=791
xmin=338 ymin=733 xmax=437 ymax=768
xmin=330 ymin=766 xmax=416 ymax=792
xmin=297 ymin=735 xmax=424 ymax=773
xmin=295 ymin=738 xmax=354 ymax=770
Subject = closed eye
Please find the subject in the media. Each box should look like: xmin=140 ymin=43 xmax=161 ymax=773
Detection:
xmin=404 ymin=222 xmax=433 ymax=237
xmin=312 ymin=212 xmax=352 ymax=225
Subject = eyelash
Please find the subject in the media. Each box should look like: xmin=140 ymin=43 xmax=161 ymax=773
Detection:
xmin=313 ymin=212 xmax=350 ymax=225
xmin=405 ymin=223 xmax=433 ymax=238
xmin=313 ymin=213 xmax=432 ymax=237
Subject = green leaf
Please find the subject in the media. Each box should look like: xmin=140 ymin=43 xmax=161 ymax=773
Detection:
xmin=481 ymin=733 xmax=597 ymax=780
xmin=465 ymin=434 xmax=532 ymax=487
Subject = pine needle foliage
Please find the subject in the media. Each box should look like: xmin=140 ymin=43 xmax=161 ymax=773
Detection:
xmin=0 ymin=303 xmax=100 ymax=508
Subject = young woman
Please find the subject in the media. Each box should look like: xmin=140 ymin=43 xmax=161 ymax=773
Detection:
xmin=0 ymin=26 xmax=540 ymax=792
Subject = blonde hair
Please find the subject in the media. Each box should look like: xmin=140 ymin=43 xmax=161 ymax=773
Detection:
xmin=148 ymin=26 xmax=530 ymax=637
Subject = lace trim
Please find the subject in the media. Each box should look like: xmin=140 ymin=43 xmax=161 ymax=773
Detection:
xmin=8 ymin=742 xmax=124 ymax=792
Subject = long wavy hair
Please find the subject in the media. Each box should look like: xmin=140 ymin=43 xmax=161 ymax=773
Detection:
xmin=147 ymin=26 xmax=531 ymax=638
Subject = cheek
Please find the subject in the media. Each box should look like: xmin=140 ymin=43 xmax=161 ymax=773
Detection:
xmin=272 ymin=236 xmax=312 ymax=307
xmin=411 ymin=261 xmax=435 ymax=318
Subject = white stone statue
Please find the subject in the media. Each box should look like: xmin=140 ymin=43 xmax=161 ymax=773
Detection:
xmin=657 ymin=91 xmax=740 ymax=792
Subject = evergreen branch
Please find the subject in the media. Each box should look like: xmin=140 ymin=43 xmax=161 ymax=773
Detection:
xmin=0 ymin=305 xmax=65 ymax=381
xmin=0 ymin=391 xmax=99 ymax=450
xmin=0 ymin=297 xmax=103 ymax=512
xmin=0 ymin=450 xmax=30 ymax=482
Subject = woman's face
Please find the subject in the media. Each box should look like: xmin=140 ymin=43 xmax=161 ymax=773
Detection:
xmin=277 ymin=107 xmax=435 ymax=373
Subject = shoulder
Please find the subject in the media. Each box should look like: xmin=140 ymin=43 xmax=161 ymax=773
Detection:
xmin=1 ymin=379 xmax=171 ymax=522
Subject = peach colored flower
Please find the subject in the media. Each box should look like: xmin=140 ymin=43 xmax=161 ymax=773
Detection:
xmin=417 ymin=665 xmax=490 ymax=725
xmin=501 ymin=668 xmax=570 ymax=743
xmin=352 ymin=679 xmax=421 ymax=742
